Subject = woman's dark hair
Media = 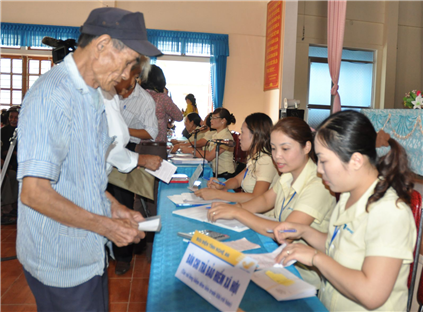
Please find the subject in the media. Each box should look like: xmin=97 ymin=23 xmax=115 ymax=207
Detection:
xmin=271 ymin=117 xmax=316 ymax=163
xmin=186 ymin=112 xmax=202 ymax=127
xmin=185 ymin=94 xmax=197 ymax=108
xmin=315 ymin=110 xmax=414 ymax=210
xmin=141 ymin=65 xmax=166 ymax=93
xmin=204 ymin=113 xmax=215 ymax=131
xmin=244 ymin=113 xmax=273 ymax=162
xmin=213 ymin=108 xmax=236 ymax=126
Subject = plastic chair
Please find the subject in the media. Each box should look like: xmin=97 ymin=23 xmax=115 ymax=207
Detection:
xmin=407 ymin=190 xmax=423 ymax=312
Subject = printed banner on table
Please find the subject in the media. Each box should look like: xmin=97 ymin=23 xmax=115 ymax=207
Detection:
xmin=175 ymin=231 xmax=258 ymax=312
xmin=264 ymin=0 xmax=283 ymax=91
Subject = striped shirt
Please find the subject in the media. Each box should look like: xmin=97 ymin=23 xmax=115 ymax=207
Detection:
xmin=16 ymin=54 xmax=112 ymax=287
xmin=119 ymin=84 xmax=158 ymax=143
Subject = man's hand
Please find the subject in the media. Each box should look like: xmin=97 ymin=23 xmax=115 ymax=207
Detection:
xmin=107 ymin=192 xmax=146 ymax=246
xmin=138 ymin=155 xmax=163 ymax=171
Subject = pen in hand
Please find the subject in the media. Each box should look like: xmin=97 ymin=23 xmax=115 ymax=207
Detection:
xmin=204 ymin=177 xmax=226 ymax=186
xmin=266 ymin=229 xmax=297 ymax=233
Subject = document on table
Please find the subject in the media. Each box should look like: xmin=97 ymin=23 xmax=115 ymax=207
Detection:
xmin=171 ymin=157 xmax=208 ymax=165
xmin=168 ymin=193 xmax=229 ymax=205
xmin=222 ymin=238 xmax=261 ymax=252
xmin=172 ymin=205 xmax=249 ymax=232
xmin=246 ymin=244 xmax=296 ymax=269
xmin=145 ymin=160 xmax=177 ymax=184
xmin=252 ymin=266 xmax=316 ymax=301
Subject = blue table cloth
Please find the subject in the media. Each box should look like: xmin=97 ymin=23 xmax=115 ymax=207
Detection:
xmin=361 ymin=109 xmax=423 ymax=176
xmin=147 ymin=180 xmax=328 ymax=312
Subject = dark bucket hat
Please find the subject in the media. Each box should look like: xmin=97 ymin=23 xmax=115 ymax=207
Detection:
xmin=80 ymin=7 xmax=162 ymax=57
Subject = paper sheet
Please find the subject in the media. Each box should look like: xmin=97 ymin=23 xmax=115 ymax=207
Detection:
xmin=252 ymin=267 xmax=316 ymax=301
xmin=138 ymin=216 xmax=161 ymax=232
xmin=171 ymin=157 xmax=208 ymax=165
xmin=168 ymin=193 xmax=229 ymax=205
xmin=145 ymin=160 xmax=177 ymax=183
xmin=172 ymin=205 xmax=249 ymax=232
xmin=246 ymin=244 xmax=296 ymax=269
xmin=222 ymin=238 xmax=261 ymax=252
xmin=188 ymin=164 xmax=203 ymax=188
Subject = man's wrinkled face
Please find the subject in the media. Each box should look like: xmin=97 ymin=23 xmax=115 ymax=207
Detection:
xmin=92 ymin=41 xmax=139 ymax=92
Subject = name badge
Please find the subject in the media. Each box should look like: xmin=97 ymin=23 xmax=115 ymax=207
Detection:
xmin=175 ymin=231 xmax=258 ymax=311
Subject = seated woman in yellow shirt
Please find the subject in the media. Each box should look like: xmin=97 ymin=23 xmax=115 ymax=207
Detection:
xmin=171 ymin=113 xmax=207 ymax=153
xmin=274 ymin=110 xmax=416 ymax=312
xmin=192 ymin=108 xmax=236 ymax=179
xmin=207 ymin=117 xmax=336 ymax=287
xmin=194 ymin=112 xmax=278 ymax=203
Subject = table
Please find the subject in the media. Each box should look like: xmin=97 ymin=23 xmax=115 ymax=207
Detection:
xmin=146 ymin=177 xmax=328 ymax=312
xmin=361 ymin=109 xmax=423 ymax=176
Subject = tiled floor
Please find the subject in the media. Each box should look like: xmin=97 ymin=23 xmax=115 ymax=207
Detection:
xmin=1 ymin=223 xmax=151 ymax=312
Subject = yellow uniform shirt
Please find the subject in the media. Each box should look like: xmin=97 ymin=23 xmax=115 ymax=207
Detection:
xmin=207 ymin=128 xmax=235 ymax=175
xmin=320 ymin=179 xmax=416 ymax=312
xmin=272 ymin=158 xmax=336 ymax=287
xmin=241 ymin=152 xmax=279 ymax=193
xmin=188 ymin=127 xmax=206 ymax=143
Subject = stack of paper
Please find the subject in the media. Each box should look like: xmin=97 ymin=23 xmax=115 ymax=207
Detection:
xmin=138 ymin=216 xmax=161 ymax=232
xmin=252 ymin=266 xmax=316 ymax=301
xmin=171 ymin=157 xmax=208 ymax=165
xmin=168 ymin=193 xmax=229 ymax=205
xmin=172 ymin=205 xmax=249 ymax=232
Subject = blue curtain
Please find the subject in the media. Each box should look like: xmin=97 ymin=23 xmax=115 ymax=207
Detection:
xmin=1 ymin=23 xmax=80 ymax=47
xmin=1 ymin=23 xmax=229 ymax=107
xmin=210 ymin=56 xmax=227 ymax=109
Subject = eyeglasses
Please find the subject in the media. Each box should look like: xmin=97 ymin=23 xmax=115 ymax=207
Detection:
xmin=210 ymin=116 xmax=222 ymax=120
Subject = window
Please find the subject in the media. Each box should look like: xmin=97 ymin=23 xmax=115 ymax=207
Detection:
xmin=1 ymin=54 xmax=52 ymax=109
xmin=307 ymin=46 xmax=374 ymax=129
xmin=155 ymin=56 xmax=214 ymax=137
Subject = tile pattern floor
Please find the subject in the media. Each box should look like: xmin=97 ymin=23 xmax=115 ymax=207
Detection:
xmin=1 ymin=223 xmax=151 ymax=312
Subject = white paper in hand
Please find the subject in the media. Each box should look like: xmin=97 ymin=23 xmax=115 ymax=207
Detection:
xmin=138 ymin=216 xmax=161 ymax=232
xmin=145 ymin=160 xmax=177 ymax=183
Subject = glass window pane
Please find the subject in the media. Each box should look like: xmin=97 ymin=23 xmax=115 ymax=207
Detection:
xmin=12 ymin=59 xmax=23 ymax=74
xmin=29 ymin=60 xmax=40 ymax=75
xmin=309 ymin=46 xmax=374 ymax=62
xmin=40 ymin=60 xmax=51 ymax=74
xmin=308 ymin=62 xmax=331 ymax=105
xmin=1 ymin=74 xmax=11 ymax=88
xmin=12 ymin=75 xmax=22 ymax=89
xmin=29 ymin=75 xmax=39 ymax=89
xmin=12 ymin=90 xmax=22 ymax=105
xmin=1 ymin=59 xmax=11 ymax=73
xmin=338 ymin=61 xmax=373 ymax=108
xmin=307 ymin=108 xmax=331 ymax=130
xmin=0 ymin=90 xmax=11 ymax=104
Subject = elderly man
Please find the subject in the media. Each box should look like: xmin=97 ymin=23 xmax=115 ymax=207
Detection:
xmin=16 ymin=8 xmax=161 ymax=311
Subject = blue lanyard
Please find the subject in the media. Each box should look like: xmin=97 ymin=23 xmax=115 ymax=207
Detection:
xmin=243 ymin=168 xmax=249 ymax=180
xmin=279 ymin=191 xmax=296 ymax=222
xmin=241 ymin=168 xmax=249 ymax=189
xmin=329 ymin=225 xmax=342 ymax=246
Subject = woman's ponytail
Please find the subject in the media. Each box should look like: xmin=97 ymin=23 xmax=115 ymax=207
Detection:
xmin=367 ymin=138 xmax=414 ymax=209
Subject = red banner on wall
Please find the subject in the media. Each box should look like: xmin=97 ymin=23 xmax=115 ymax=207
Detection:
xmin=264 ymin=1 xmax=283 ymax=91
